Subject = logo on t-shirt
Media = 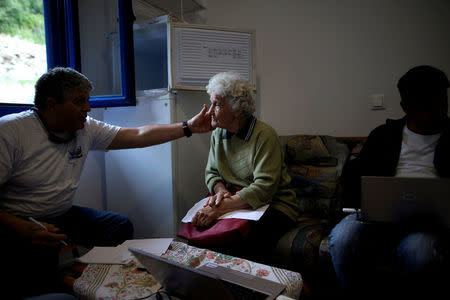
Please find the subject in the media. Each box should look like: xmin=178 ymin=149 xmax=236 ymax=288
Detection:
xmin=69 ymin=146 xmax=83 ymax=159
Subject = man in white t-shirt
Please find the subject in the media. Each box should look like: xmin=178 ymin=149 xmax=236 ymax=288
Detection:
xmin=0 ymin=67 xmax=213 ymax=298
xmin=328 ymin=65 xmax=450 ymax=298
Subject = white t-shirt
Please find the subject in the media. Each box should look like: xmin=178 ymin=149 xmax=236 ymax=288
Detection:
xmin=0 ymin=110 xmax=120 ymax=218
xmin=395 ymin=125 xmax=441 ymax=178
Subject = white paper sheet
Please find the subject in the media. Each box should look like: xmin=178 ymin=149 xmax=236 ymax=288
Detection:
xmin=76 ymin=238 xmax=173 ymax=265
xmin=181 ymin=197 xmax=269 ymax=223
xmin=120 ymin=238 xmax=173 ymax=262
xmin=76 ymin=246 xmax=126 ymax=264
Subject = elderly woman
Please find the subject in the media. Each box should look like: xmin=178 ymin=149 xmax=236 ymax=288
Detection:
xmin=191 ymin=71 xmax=299 ymax=259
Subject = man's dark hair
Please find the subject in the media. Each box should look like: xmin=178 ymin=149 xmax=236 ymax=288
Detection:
xmin=34 ymin=67 xmax=93 ymax=109
xmin=397 ymin=65 xmax=449 ymax=106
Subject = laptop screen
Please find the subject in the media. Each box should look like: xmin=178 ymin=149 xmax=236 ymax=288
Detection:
xmin=128 ymin=247 xmax=285 ymax=300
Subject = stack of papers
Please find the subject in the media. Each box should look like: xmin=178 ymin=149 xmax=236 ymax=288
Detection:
xmin=182 ymin=197 xmax=269 ymax=223
xmin=76 ymin=238 xmax=173 ymax=265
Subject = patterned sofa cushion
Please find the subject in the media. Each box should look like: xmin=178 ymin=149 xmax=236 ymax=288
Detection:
xmin=282 ymin=135 xmax=350 ymax=219
xmin=275 ymin=136 xmax=364 ymax=276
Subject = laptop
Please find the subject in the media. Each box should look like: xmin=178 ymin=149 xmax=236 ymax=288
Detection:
xmin=361 ymin=176 xmax=450 ymax=228
xmin=128 ymin=247 xmax=286 ymax=300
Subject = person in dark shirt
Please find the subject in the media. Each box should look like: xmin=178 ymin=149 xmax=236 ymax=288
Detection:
xmin=328 ymin=65 xmax=450 ymax=298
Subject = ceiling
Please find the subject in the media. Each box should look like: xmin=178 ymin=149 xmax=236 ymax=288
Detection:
xmin=134 ymin=0 xmax=205 ymax=22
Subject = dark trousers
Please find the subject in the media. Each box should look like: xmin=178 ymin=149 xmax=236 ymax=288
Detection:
xmin=209 ymin=206 xmax=295 ymax=265
xmin=0 ymin=226 xmax=60 ymax=299
xmin=1 ymin=205 xmax=133 ymax=299
xmin=329 ymin=213 xmax=450 ymax=299
xmin=42 ymin=205 xmax=134 ymax=247
xmin=241 ymin=206 xmax=296 ymax=264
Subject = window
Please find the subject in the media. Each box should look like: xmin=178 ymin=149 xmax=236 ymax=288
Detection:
xmin=0 ymin=0 xmax=46 ymax=107
xmin=0 ymin=0 xmax=136 ymax=117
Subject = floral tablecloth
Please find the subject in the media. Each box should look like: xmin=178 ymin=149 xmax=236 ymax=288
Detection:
xmin=74 ymin=241 xmax=303 ymax=299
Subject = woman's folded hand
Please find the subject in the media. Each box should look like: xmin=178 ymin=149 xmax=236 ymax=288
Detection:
xmin=204 ymin=190 xmax=231 ymax=208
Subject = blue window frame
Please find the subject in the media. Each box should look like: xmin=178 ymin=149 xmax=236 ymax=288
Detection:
xmin=0 ymin=0 xmax=136 ymax=117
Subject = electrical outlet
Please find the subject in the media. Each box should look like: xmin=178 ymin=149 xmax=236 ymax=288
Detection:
xmin=369 ymin=94 xmax=385 ymax=110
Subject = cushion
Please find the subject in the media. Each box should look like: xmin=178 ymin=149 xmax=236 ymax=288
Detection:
xmin=177 ymin=219 xmax=250 ymax=247
xmin=274 ymin=219 xmax=328 ymax=271
xmin=284 ymin=135 xmax=350 ymax=218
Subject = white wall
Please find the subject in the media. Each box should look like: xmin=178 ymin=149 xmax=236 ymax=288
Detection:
xmin=202 ymin=0 xmax=450 ymax=136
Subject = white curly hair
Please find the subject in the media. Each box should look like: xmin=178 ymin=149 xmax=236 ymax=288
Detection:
xmin=206 ymin=71 xmax=255 ymax=117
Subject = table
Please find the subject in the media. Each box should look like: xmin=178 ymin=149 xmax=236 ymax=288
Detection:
xmin=73 ymin=241 xmax=303 ymax=299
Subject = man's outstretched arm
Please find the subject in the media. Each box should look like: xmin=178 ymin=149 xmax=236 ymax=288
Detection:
xmin=108 ymin=104 xmax=212 ymax=149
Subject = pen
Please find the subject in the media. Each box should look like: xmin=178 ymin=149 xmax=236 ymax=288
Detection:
xmin=28 ymin=217 xmax=68 ymax=246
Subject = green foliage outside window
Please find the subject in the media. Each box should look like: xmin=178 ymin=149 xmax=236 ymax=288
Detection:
xmin=0 ymin=0 xmax=45 ymax=44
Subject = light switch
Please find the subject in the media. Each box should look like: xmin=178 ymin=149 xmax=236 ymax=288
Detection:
xmin=369 ymin=94 xmax=385 ymax=110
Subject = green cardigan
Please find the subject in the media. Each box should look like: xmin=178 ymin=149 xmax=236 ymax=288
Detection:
xmin=205 ymin=119 xmax=299 ymax=221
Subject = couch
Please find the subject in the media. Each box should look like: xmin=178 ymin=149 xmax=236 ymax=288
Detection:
xmin=272 ymin=135 xmax=366 ymax=293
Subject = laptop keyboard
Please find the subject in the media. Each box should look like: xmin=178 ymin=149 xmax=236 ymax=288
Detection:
xmin=221 ymin=280 xmax=269 ymax=300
